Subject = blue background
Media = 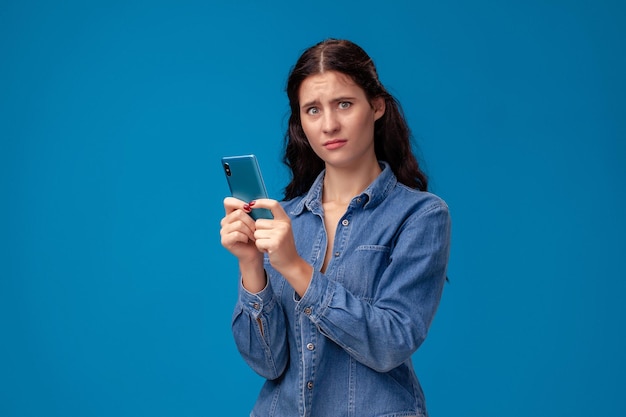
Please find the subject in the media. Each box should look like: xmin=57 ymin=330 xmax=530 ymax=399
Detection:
xmin=2 ymin=0 xmax=625 ymax=415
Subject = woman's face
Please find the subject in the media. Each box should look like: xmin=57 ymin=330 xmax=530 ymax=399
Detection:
xmin=298 ymin=71 xmax=385 ymax=170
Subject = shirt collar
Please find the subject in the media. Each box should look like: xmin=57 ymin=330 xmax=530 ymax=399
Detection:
xmin=290 ymin=161 xmax=397 ymax=215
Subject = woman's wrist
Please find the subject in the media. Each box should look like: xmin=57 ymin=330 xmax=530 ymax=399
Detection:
xmin=239 ymin=257 xmax=266 ymax=293
xmin=279 ymin=257 xmax=313 ymax=297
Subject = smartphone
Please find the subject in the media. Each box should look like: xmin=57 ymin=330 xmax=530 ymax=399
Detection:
xmin=221 ymin=154 xmax=273 ymax=220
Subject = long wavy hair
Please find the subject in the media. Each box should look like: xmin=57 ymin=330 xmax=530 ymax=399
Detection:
xmin=283 ymin=39 xmax=428 ymax=199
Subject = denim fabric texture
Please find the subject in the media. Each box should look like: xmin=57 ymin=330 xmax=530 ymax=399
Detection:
xmin=232 ymin=162 xmax=451 ymax=417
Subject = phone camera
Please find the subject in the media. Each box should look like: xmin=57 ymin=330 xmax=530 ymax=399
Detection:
xmin=223 ymin=163 xmax=232 ymax=176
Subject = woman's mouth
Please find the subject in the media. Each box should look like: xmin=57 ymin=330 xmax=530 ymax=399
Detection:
xmin=323 ymin=139 xmax=347 ymax=150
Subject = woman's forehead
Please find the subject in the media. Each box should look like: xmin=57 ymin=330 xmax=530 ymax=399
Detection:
xmin=298 ymin=71 xmax=363 ymax=101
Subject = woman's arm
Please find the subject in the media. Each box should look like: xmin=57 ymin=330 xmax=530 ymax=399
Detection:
xmin=221 ymin=197 xmax=289 ymax=379
xmin=297 ymin=203 xmax=451 ymax=372
xmin=231 ymin=278 xmax=289 ymax=380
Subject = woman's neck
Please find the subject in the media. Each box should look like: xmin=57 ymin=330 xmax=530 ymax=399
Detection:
xmin=322 ymin=159 xmax=381 ymax=206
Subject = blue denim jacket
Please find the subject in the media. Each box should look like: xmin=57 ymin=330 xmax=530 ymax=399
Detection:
xmin=232 ymin=162 xmax=451 ymax=417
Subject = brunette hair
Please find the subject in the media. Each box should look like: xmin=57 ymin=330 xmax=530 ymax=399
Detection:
xmin=283 ymin=38 xmax=428 ymax=199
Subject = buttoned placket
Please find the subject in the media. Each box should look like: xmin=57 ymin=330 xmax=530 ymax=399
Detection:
xmin=334 ymin=206 xmax=354 ymax=262
xmin=301 ymin=304 xmax=316 ymax=416
xmin=299 ymin=205 xmax=356 ymax=415
xmin=299 ymin=205 xmax=324 ymax=416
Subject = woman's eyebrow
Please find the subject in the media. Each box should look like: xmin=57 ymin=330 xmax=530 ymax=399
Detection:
xmin=300 ymin=99 xmax=320 ymax=109
xmin=332 ymin=96 xmax=357 ymax=102
xmin=301 ymin=96 xmax=357 ymax=109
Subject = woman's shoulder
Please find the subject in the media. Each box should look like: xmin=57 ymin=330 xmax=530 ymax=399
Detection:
xmin=391 ymin=182 xmax=450 ymax=219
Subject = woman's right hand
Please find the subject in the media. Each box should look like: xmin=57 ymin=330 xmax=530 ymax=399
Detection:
xmin=220 ymin=197 xmax=263 ymax=264
xmin=220 ymin=197 xmax=266 ymax=292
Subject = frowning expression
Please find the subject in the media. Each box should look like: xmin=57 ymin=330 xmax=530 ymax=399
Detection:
xmin=298 ymin=71 xmax=385 ymax=170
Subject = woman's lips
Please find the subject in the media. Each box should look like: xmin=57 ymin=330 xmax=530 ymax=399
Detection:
xmin=323 ymin=139 xmax=347 ymax=150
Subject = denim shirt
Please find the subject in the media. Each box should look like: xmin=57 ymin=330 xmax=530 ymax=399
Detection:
xmin=232 ymin=162 xmax=451 ymax=417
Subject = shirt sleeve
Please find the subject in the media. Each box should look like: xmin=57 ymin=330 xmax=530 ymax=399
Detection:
xmin=231 ymin=277 xmax=289 ymax=380
xmin=296 ymin=202 xmax=451 ymax=373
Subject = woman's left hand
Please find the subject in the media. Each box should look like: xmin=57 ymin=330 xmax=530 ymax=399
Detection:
xmin=251 ymin=199 xmax=313 ymax=296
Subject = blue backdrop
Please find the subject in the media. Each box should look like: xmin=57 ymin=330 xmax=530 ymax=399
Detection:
xmin=2 ymin=1 xmax=625 ymax=416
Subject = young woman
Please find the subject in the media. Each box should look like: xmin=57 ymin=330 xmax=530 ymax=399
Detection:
xmin=220 ymin=39 xmax=451 ymax=417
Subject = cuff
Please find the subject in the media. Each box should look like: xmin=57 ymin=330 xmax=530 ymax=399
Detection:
xmin=238 ymin=275 xmax=275 ymax=319
xmin=295 ymin=269 xmax=333 ymax=321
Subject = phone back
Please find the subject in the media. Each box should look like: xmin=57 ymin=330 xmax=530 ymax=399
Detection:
xmin=221 ymin=155 xmax=273 ymax=220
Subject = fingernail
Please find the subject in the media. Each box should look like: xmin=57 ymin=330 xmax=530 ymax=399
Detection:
xmin=248 ymin=200 xmax=256 ymax=207
xmin=243 ymin=204 xmax=251 ymax=211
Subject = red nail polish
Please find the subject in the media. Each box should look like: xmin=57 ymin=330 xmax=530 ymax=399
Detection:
xmin=248 ymin=200 xmax=256 ymax=207
xmin=243 ymin=204 xmax=251 ymax=211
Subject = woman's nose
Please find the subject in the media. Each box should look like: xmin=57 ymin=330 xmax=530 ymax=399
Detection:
xmin=322 ymin=112 xmax=340 ymax=134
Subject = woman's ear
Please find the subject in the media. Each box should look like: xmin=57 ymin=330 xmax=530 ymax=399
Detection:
xmin=372 ymin=97 xmax=386 ymax=121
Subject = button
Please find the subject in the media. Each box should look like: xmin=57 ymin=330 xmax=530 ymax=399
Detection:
xmin=334 ymin=251 xmax=340 ymax=257
xmin=306 ymin=343 xmax=315 ymax=351
xmin=356 ymin=198 xmax=362 ymax=203
xmin=252 ymin=303 xmax=260 ymax=310
xmin=307 ymin=381 xmax=314 ymax=390
xmin=341 ymin=219 xmax=349 ymax=226
xmin=304 ymin=307 xmax=312 ymax=315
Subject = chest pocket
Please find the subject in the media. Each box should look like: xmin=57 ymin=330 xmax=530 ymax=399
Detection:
xmin=335 ymin=244 xmax=391 ymax=301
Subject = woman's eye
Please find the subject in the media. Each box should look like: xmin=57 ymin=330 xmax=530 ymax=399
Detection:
xmin=338 ymin=102 xmax=351 ymax=109
xmin=306 ymin=107 xmax=319 ymax=115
